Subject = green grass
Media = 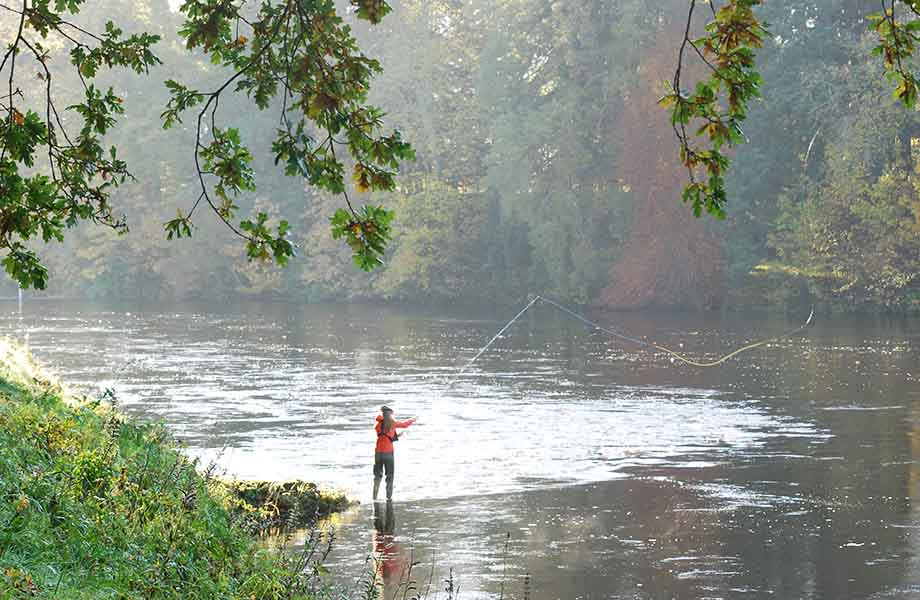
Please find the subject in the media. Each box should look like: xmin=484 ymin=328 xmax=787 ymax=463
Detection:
xmin=0 ymin=340 xmax=363 ymax=600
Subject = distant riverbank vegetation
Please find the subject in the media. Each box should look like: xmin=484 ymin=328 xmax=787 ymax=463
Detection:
xmin=0 ymin=339 xmax=363 ymax=598
xmin=3 ymin=1 xmax=918 ymax=313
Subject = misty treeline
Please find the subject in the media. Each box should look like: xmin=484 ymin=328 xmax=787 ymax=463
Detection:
xmin=6 ymin=0 xmax=920 ymax=311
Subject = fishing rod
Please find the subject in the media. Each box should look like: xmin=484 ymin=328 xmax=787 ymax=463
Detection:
xmin=445 ymin=295 xmax=815 ymax=385
xmin=445 ymin=295 xmax=540 ymax=388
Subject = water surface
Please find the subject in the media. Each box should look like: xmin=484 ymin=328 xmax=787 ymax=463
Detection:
xmin=5 ymin=300 xmax=919 ymax=599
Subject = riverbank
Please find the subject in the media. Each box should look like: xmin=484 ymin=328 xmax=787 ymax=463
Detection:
xmin=0 ymin=339 xmax=355 ymax=599
xmin=8 ymin=278 xmax=920 ymax=319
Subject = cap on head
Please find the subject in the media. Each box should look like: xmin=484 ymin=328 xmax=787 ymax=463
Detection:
xmin=380 ymin=405 xmax=393 ymax=414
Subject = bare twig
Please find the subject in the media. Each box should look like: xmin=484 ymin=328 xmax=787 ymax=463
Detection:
xmin=1 ymin=0 xmax=27 ymax=164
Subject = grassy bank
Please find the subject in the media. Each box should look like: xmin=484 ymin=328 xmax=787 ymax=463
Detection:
xmin=0 ymin=340 xmax=358 ymax=599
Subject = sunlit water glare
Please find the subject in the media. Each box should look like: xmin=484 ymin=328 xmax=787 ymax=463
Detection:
xmin=6 ymin=304 xmax=825 ymax=502
xmin=5 ymin=301 xmax=920 ymax=599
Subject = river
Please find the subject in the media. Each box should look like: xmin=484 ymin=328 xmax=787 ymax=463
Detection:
xmin=4 ymin=300 xmax=920 ymax=599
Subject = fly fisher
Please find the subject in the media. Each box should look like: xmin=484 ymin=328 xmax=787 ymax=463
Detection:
xmin=373 ymin=405 xmax=416 ymax=501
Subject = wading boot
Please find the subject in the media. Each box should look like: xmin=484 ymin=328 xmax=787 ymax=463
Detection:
xmin=373 ymin=478 xmax=381 ymax=501
xmin=386 ymin=477 xmax=394 ymax=501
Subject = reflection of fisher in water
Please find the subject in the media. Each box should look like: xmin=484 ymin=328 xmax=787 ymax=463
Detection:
xmin=373 ymin=501 xmax=411 ymax=598
xmin=373 ymin=405 xmax=415 ymax=501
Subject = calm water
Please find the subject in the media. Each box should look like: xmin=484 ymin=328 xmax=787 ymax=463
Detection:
xmin=4 ymin=300 xmax=920 ymax=599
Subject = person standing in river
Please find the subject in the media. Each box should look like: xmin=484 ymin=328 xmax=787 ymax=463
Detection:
xmin=374 ymin=406 xmax=415 ymax=501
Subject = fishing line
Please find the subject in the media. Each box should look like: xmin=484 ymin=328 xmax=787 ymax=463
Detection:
xmin=537 ymin=296 xmax=814 ymax=368
xmin=446 ymin=295 xmax=814 ymax=384
xmin=444 ymin=295 xmax=540 ymax=388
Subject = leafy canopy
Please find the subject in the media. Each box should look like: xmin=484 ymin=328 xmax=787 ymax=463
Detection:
xmin=0 ymin=0 xmax=411 ymax=289
xmin=663 ymin=0 xmax=920 ymax=219
xmin=1 ymin=0 xmax=160 ymax=288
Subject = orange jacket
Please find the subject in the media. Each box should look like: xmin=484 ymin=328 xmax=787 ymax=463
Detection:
xmin=375 ymin=415 xmax=415 ymax=453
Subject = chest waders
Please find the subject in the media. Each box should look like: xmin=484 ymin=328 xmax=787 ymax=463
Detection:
xmin=374 ymin=428 xmax=399 ymax=500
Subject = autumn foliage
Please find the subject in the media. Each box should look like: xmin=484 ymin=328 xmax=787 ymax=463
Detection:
xmin=598 ymin=28 xmax=725 ymax=310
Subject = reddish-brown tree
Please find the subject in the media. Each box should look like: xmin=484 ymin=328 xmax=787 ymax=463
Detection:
xmin=598 ymin=26 xmax=725 ymax=310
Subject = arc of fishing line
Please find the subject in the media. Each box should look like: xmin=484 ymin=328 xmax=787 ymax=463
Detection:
xmin=446 ymin=295 xmax=814 ymax=385
xmin=538 ymin=296 xmax=814 ymax=368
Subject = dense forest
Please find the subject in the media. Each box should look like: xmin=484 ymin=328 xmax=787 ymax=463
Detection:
xmin=4 ymin=0 xmax=919 ymax=311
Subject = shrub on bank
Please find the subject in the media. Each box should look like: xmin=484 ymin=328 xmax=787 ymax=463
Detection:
xmin=0 ymin=340 xmax=359 ymax=599
xmin=219 ymin=479 xmax=351 ymax=533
